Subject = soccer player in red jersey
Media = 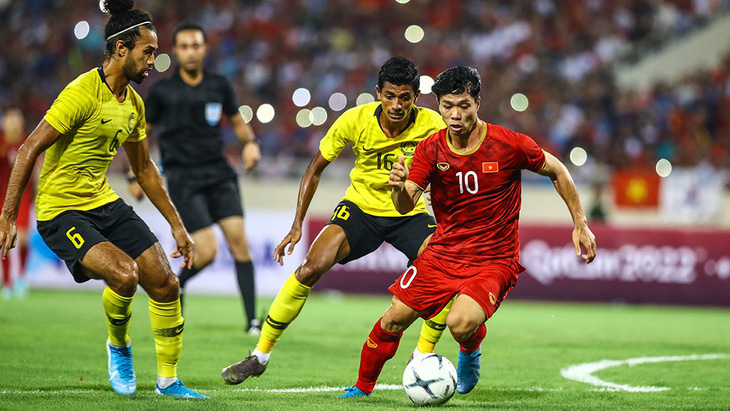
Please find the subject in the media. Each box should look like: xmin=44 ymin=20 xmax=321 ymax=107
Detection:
xmin=0 ymin=109 xmax=33 ymax=299
xmin=340 ymin=66 xmax=597 ymax=398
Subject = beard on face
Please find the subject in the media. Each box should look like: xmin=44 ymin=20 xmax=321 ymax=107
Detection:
xmin=123 ymin=56 xmax=147 ymax=84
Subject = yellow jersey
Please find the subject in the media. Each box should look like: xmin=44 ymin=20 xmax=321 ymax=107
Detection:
xmin=319 ymin=102 xmax=445 ymax=217
xmin=37 ymin=68 xmax=147 ymax=221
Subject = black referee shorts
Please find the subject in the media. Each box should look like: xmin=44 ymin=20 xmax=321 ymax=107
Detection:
xmin=166 ymin=174 xmax=244 ymax=233
xmin=36 ymin=198 xmax=159 ymax=283
xmin=327 ymin=200 xmax=436 ymax=266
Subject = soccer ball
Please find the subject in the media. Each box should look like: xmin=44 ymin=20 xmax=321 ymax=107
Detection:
xmin=402 ymin=353 xmax=457 ymax=406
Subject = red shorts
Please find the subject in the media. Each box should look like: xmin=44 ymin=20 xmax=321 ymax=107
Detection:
xmin=389 ymin=250 xmax=521 ymax=320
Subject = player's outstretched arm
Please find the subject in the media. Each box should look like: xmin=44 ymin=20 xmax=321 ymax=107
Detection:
xmin=389 ymin=156 xmax=423 ymax=214
xmin=124 ymin=139 xmax=194 ymax=269
xmin=537 ymin=150 xmax=597 ymax=263
xmin=273 ymin=151 xmax=331 ymax=265
xmin=231 ymin=114 xmax=260 ymax=172
xmin=0 ymin=120 xmax=61 ymax=258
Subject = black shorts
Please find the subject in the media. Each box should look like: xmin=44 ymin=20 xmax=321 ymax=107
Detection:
xmin=166 ymin=174 xmax=244 ymax=233
xmin=327 ymin=200 xmax=436 ymax=266
xmin=36 ymin=198 xmax=158 ymax=283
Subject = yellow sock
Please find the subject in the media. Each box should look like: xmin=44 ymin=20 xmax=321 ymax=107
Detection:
xmin=416 ymin=296 xmax=455 ymax=354
xmin=149 ymin=298 xmax=183 ymax=378
xmin=257 ymin=273 xmax=311 ymax=354
xmin=102 ymin=286 xmax=134 ymax=347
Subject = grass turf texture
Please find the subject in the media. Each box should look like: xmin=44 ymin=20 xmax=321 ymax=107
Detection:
xmin=1 ymin=289 xmax=728 ymax=410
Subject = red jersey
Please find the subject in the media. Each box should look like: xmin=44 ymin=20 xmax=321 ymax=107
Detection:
xmin=407 ymin=123 xmax=545 ymax=265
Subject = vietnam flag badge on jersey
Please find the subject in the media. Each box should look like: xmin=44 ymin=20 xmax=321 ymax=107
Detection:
xmin=482 ymin=162 xmax=499 ymax=173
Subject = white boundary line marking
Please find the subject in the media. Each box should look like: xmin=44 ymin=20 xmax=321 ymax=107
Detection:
xmin=560 ymin=354 xmax=730 ymax=392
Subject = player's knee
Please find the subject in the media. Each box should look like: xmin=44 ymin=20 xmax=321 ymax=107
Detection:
xmin=112 ymin=259 xmax=139 ymax=294
xmin=381 ymin=311 xmax=409 ymax=334
xmin=195 ymin=242 xmax=217 ymax=269
xmin=148 ymin=272 xmax=180 ymax=302
xmin=446 ymin=312 xmax=478 ymax=341
xmin=228 ymin=236 xmax=251 ymax=261
xmin=295 ymin=259 xmax=328 ymax=286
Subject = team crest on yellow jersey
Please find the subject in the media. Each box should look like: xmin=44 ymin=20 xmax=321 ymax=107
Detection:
xmin=400 ymin=141 xmax=417 ymax=157
xmin=127 ymin=112 xmax=136 ymax=133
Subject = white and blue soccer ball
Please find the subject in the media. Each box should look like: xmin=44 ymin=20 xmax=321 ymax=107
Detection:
xmin=403 ymin=353 xmax=457 ymax=406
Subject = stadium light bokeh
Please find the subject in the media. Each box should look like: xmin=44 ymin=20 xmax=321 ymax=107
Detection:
xmin=405 ymin=25 xmax=424 ymax=43
xmin=569 ymin=147 xmax=588 ymax=167
xmin=656 ymin=159 xmax=672 ymax=178
xmin=310 ymin=107 xmax=328 ymax=126
xmin=510 ymin=93 xmax=529 ymax=112
xmin=74 ymin=21 xmax=90 ymax=40
xmin=420 ymin=75 xmax=434 ymax=94
xmin=154 ymin=53 xmax=171 ymax=72
xmin=238 ymin=105 xmax=253 ymax=123
xmin=296 ymin=109 xmax=312 ymax=128
xmin=256 ymin=104 xmax=275 ymax=124
xmin=356 ymin=93 xmax=375 ymax=106
xmin=292 ymin=88 xmax=311 ymax=107
xmin=328 ymin=93 xmax=347 ymax=111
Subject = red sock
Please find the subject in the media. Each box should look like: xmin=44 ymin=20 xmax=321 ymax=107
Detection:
xmin=19 ymin=247 xmax=28 ymax=278
xmin=457 ymin=323 xmax=486 ymax=353
xmin=355 ymin=317 xmax=402 ymax=394
xmin=2 ymin=257 xmax=10 ymax=287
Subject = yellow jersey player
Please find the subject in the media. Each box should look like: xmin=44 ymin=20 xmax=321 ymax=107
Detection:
xmin=221 ymin=57 xmax=452 ymax=384
xmin=0 ymin=0 xmax=205 ymax=399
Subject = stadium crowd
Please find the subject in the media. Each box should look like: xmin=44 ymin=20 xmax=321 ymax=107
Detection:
xmin=0 ymin=0 xmax=729 ymax=177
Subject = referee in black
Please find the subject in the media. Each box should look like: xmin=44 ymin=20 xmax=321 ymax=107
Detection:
xmin=130 ymin=22 xmax=262 ymax=335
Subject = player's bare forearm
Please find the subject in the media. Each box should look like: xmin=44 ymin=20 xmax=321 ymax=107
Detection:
xmin=124 ymin=141 xmax=185 ymax=232
xmin=389 ymin=155 xmax=422 ymax=214
xmin=292 ymin=152 xmax=330 ymax=228
xmin=537 ymin=150 xmax=596 ymax=262
xmin=273 ymin=152 xmax=330 ymax=263
xmin=2 ymin=120 xmax=59 ymax=219
xmin=390 ymin=183 xmax=421 ymax=214
xmin=538 ymin=151 xmax=587 ymax=227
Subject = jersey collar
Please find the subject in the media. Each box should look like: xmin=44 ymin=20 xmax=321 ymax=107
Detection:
xmin=374 ymin=104 xmax=418 ymax=137
xmin=97 ymin=67 xmax=127 ymax=102
xmin=446 ymin=121 xmax=488 ymax=156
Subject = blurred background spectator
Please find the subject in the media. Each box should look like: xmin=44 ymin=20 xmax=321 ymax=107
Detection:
xmin=0 ymin=0 xmax=728 ymax=194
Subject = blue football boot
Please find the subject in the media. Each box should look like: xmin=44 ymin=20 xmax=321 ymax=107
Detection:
xmin=155 ymin=380 xmax=209 ymax=399
xmin=338 ymin=385 xmax=371 ymax=398
xmin=456 ymin=347 xmax=481 ymax=394
xmin=106 ymin=340 xmax=136 ymax=395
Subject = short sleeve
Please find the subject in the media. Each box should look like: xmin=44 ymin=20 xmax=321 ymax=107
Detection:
xmin=127 ymin=93 xmax=147 ymax=143
xmin=145 ymin=82 xmax=162 ymax=124
xmin=221 ymin=77 xmax=239 ymax=117
xmin=407 ymin=138 xmax=436 ymax=190
xmin=44 ymin=77 xmax=97 ymax=134
xmin=319 ymin=109 xmax=355 ymax=162
xmin=515 ymin=132 xmax=545 ymax=172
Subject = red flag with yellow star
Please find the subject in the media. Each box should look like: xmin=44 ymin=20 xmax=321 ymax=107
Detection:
xmin=613 ymin=170 xmax=660 ymax=208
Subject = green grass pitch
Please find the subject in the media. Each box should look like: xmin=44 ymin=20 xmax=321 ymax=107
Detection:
xmin=1 ymin=289 xmax=728 ymax=410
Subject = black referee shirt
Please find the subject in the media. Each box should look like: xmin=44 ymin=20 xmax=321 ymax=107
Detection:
xmin=145 ymin=69 xmax=239 ymax=179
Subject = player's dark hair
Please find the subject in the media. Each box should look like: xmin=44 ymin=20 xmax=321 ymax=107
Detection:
xmin=431 ymin=66 xmax=481 ymax=100
xmin=103 ymin=0 xmax=155 ymax=58
xmin=173 ymin=22 xmax=207 ymax=45
xmin=377 ymin=57 xmax=420 ymax=93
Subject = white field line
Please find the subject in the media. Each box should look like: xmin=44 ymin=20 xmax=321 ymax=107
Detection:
xmin=560 ymin=354 xmax=730 ymax=392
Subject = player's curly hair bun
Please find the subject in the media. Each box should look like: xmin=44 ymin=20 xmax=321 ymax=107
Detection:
xmin=101 ymin=0 xmax=135 ymax=15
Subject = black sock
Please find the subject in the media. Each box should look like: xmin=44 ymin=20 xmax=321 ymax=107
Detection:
xmin=177 ymin=267 xmax=200 ymax=313
xmin=235 ymin=261 xmax=256 ymax=325
xmin=178 ymin=266 xmax=200 ymax=289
